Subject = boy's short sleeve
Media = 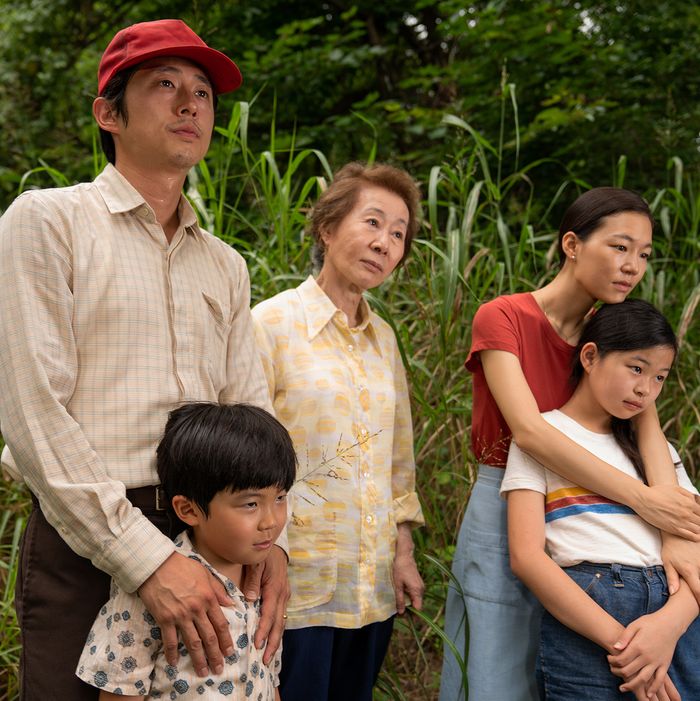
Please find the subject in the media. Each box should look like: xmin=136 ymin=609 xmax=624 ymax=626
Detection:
xmin=76 ymin=581 xmax=161 ymax=695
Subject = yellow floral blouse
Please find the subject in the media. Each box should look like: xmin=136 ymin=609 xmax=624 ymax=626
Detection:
xmin=252 ymin=276 xmax=423 ymax=629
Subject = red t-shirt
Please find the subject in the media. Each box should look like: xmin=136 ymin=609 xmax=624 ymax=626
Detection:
xmin=466 ymin=292 xmax=576 ymax=467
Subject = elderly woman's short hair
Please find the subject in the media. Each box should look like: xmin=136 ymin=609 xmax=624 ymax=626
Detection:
xmin=309 ymin=162 xmax=421 ymax=270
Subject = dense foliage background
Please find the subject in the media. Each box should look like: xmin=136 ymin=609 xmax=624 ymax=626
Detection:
xmin=3 ymin=0 xmax=700 ymax=209
xmin=1 ymin=1 xmax=699 ymax=699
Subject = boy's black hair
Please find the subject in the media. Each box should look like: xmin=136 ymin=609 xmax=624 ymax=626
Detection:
xmin=156 ymin=402 xmax=297 ymax=516
xmin=571 ymin=298 xmax=677 ymax=480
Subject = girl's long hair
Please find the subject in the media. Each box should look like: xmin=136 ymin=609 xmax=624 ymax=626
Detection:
xmin=571 ymin=299 xmax=677 ymax=481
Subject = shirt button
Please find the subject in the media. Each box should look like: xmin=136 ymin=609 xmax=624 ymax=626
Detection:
xmin=365 ymin=515 xmax=373 ymax=524
xmin=360 ymin=428 xmax=368 ymax=436
xmin=363 ymin=471 xmax=370 ymax=478
xmin=347 ymin=344 xmax=354 ymax=352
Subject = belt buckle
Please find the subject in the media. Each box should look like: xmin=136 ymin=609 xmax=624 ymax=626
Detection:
xmin=155 ymin=486 xmax=167 ymax=512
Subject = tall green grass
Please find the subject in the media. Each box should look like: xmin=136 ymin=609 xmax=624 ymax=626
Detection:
xmin=0 ymin=447 xmax=27 ymax=701
xmin=1 ymin=96 xmax=698 ymax=699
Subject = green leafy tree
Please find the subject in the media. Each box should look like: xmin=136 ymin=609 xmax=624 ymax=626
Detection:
xmin=2 ymin=0 xmax=699 ymax=210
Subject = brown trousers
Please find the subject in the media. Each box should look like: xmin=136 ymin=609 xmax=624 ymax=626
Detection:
xmin=15 ymin=495 xmax=183 ymax=701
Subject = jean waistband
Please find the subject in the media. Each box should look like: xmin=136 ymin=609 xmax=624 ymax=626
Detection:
xmin=565 ymin=561 xmax=665 ymax=578
xmin=475 ymin=463 xmax=506 ymax=486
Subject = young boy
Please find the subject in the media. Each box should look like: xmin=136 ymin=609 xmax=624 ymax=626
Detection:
xmin=76 ymin=403 xmax=296 ymax=700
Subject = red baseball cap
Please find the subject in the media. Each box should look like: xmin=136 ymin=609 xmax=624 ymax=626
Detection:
xmin=98 ymin=19 xmax=242 ymax=95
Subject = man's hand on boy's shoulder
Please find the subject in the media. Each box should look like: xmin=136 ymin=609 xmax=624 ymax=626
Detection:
xmin=241 ymin=545 xmax=289 ymax=664
xmin=138 ymin=551 xmax=233 ymax=677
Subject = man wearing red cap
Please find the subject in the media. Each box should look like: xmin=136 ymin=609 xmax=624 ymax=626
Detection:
xmin=0 ymin=19 xmax=287 ymax=700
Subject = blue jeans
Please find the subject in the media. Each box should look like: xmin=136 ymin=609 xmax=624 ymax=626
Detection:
xmin=439 ymin=465 xmax=542 ymax=701
xmin=539 ymin=562 xmax=700 ymax=700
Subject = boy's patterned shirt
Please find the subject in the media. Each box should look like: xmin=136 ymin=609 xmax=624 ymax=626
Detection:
xmin=76 ymin=531 xmax=280 ymax=699
xmin=253 ymin=276 xmax=424 ymax=629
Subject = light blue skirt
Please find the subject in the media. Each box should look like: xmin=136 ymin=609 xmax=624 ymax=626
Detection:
xmin=438 ymin=465 xmax=542 ymax=701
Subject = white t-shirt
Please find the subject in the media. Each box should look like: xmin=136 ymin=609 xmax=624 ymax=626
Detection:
xmin=501 ymin=409 xmax=697 ymax=568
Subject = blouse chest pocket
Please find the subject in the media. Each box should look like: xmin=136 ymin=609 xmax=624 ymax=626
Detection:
xmin=202 ymin=291 xmax=231 ymax=390
xmin=287 ymin=499 xmax=338 ymax=612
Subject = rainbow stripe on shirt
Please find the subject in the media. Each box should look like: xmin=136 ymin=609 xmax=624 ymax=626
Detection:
xmin=545 ymin=487 xmax=635 ymax=522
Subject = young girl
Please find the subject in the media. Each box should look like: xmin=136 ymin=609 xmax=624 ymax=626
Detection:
xmin=503 ymin=299 xmax=700 ymax=701
xmin=439 ymin=188 xmax=700 ymax=701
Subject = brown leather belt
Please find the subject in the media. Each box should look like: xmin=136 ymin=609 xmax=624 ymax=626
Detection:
xmin=125 ymin=485 xmax=167 ymax=512
xmin=31 ymin=485 xmax=168 ymax=511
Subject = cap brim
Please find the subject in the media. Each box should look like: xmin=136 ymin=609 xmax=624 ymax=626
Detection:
xmin=102 ymin=45 xmax=242 ymax=95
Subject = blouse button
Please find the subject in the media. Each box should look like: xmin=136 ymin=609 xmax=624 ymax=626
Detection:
xmin=347 ymin=344 xmax=354 ymax=352
xmin=365 ymin=515 xmax=373 ymax=524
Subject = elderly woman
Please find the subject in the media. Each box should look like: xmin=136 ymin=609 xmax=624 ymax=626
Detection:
xmin=252 ymin=162 xmax=425 ymax=701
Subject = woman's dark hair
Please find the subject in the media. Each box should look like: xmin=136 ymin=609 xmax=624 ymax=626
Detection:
xmin=98 ymin=63 xmax=218 ymax=165
xmin=558 ymin=187 xmax=654 ymax=265
xmin=309 ymin=161 xmax=422 ymax=271
xmin=157 ymin=402 xmax=297 ymax=516
xmin=571 ymin=299 xmax=677 ymax=480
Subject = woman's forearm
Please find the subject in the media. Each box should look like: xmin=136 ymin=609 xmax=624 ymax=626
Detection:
xmin=482 ymin=350 xmax=646 ymax=505
xmin=482 ymin=350 xmax=700 ymax=535
xmin=514 ymin=418 xmax=647 ymax=508
xmin=514 ymin=416 xmax=700 ymax=537
xmin=634 ymin=404 xmax=678 ymax=486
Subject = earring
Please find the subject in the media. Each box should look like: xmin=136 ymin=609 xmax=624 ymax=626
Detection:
xmin=571 ymin=254 xmax=576 ymax=261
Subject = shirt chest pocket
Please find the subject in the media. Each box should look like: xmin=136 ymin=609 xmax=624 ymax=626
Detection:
xmin=202 ymin=291 xmax=231 ymax=390
xmin=287 ymin=501 xmax=338 ymax=611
